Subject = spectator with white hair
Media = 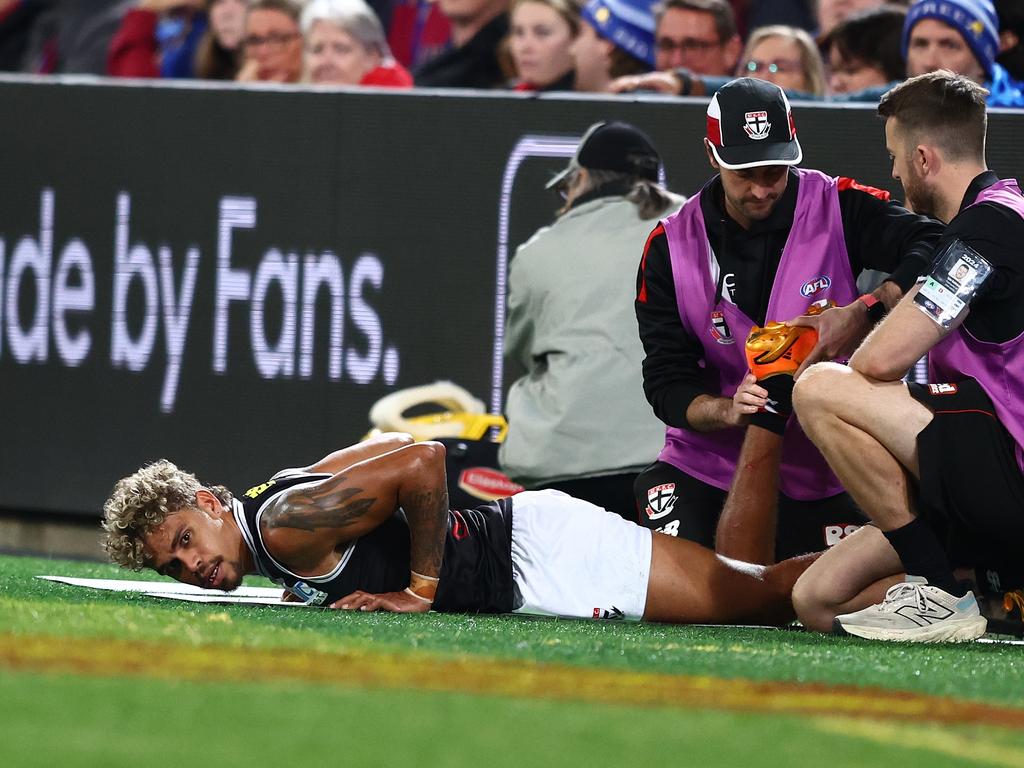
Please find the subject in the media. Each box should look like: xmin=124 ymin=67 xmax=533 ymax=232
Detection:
xmin=303 ymin=0 xmax=413 ymax=86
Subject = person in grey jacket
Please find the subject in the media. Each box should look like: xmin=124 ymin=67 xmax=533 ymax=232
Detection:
xmin=500 ymin=121 xmax=685 ymax=520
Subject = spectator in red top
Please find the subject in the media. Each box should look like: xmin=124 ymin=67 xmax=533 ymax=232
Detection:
xmin=387 ymin=0 xmax=451 ymax=69
xmin=303 ymin=0 xmax=413 ymax=86
xmin=107 ymin=0 xmax=208 ymax=78
xmin=237 ymin=0 xmax=304 ymax=82
xmin=508 ymin=0 xmax=580 ymax=90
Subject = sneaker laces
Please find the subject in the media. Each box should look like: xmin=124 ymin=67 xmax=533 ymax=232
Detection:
xmin=880 ymin=582 xmax=928 ymax=613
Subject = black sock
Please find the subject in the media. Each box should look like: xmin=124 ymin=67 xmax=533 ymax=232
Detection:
xmin=882 ymin=518 xmax=963 ymax=596
xmin=748 ymin=375 xmax=794 ymax=435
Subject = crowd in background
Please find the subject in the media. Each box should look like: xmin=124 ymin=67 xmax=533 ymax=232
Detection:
xmin=0 ymin=0 xmax=1021 ymax=104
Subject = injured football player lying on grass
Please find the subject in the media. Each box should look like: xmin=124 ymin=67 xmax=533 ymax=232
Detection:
xmin=100 ymin=428 xmax=812 ymax=625
xmin=99 ymin=318 xmax=835 ymax=624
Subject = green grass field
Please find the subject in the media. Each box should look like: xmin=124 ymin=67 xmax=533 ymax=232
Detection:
xmin=2 ymin=552 xmax=1023 ymax=767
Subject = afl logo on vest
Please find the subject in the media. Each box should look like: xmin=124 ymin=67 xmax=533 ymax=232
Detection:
xmin=800 ymin=275 xmax=831 ymax=298
xmin=709 ymin=310 xmax=734 ymax=344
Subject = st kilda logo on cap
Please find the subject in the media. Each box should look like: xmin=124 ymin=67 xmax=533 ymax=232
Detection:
xmin=743 ymin=111 xmax=771 ymax=141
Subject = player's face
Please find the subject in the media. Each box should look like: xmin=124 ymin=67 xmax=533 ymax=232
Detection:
xmin=885 ymin=118 xmax=937 ymax=218
xmin=712 ymin=154 xmax=790 ymax=229
xmin=143 ymin=493 xmax=247 ymax=592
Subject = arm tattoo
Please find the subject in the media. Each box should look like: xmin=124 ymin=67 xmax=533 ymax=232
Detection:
xmin=404 ymin=487 xmax=449 ymax=577
xmin=266 ymin=476 xmax=377 ymax=532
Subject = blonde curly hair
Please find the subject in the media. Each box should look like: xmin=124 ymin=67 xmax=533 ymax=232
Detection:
xmin=101 ymin=460 xmax=231 ymax=570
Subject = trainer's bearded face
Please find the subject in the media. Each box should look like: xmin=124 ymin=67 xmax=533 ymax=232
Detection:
xmin=885 ymin=118 xmax=937 ymax=218
xmin=718 ymin=164 xmax=789 ymax=228
xmin=143 ymin=492 xmax=247 ymax=592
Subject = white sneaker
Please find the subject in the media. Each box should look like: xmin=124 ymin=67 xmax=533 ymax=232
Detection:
xmin=833 ymin=580 xmax=987 ymax=643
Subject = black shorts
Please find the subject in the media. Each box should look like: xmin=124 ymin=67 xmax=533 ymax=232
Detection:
xmin=633 ymin=460 xmax=866 ymax=560
xmin=909 ymin=379 xmax=1024 ymax=592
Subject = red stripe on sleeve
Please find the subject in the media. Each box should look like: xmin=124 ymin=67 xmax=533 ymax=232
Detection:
xmin=838 ymin=176 xmax=891 ymax=201
xmin=637 ymin=223 xmax=665 ymax=304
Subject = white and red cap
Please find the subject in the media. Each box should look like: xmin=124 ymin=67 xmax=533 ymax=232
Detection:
xmin=706 ymin=78 xmax=802 ymax=170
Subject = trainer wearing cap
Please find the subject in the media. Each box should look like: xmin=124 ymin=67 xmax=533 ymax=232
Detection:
xmin=501 ymin=121 xmax=685 ymax=519
xmin=902 ymin=0 xmax=1024 ymax=107
xmin=634 ymin=77 xmax=943 ymax=557
xmin=571 ymin=0 xmax=655 ymax=91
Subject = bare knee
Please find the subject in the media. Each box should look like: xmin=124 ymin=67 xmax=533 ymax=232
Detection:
xmin=791 ymin=567 xmax=838 ymax=633
xmin=793 ymin=363 xmax=852 ymax=427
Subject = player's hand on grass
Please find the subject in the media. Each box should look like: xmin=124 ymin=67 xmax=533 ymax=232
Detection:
xmin=786 ymin=302 xmax=867 ymax=378
xmin=330 ymin=590 xmax=431 ymax=613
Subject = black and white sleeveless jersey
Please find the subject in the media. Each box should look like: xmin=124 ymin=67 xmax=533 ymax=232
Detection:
xmin=232 ymin=472 xmax=517 ymax=613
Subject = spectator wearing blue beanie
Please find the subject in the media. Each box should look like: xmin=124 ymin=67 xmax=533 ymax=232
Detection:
xmin=571 ymin=0 xmax=654 ymax=91
xmin=902 ymin=0 xmax=1024 ymax=107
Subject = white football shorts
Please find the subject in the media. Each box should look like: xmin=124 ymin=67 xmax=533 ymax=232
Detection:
xmin=509 ymin=489 xmax=652 ymax=621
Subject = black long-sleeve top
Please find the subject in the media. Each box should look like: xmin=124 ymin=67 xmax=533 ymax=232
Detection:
xmin=635 ymin=170 xmax=944 ymax=430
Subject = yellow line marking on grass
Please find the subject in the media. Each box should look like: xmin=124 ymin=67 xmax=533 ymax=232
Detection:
xmin=2 ymin=632 xmax=1023 ymax=730
xmin=813 ymin=717 xmax=1024 ymax=767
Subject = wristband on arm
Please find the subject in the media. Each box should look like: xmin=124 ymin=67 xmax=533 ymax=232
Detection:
xmin=858 ymin=293 xmax=887 ymax=324
xmin=407 ymin=570 xmax=439 ymax=602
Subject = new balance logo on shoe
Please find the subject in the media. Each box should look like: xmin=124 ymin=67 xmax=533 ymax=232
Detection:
xmin=833 ymin=581 xmax=987 ymax=643
xmin=894 ymin=597 xmax=954 ymax=626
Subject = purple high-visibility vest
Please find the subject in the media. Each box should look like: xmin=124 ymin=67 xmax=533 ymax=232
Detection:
xmin=658 ymin=168 xmax=857 ymax=500
xmin=928 ymin=177 xmax=1024 ymax=472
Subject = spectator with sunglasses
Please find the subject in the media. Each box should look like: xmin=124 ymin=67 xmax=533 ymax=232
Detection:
xmin=611 ymin=13 xmax=828 ymax=98
xmin=237 ymin=0 xmax=304 ymax=82
xmin=739 ymin=24 xmax=826 ymax=97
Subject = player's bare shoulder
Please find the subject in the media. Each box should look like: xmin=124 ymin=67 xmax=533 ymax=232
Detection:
xmin=257 ymin=470 xmax=379 ymax=571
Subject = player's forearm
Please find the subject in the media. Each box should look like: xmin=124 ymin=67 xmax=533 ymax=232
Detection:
xmin=715 ymin=426 xmax=784 ymax=565
xmin=398 ymin=442 xmax=450 ymax=599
